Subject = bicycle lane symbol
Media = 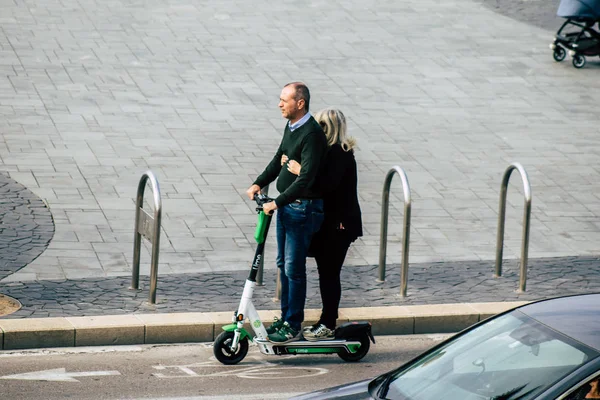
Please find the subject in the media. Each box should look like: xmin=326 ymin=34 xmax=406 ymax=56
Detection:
xmin=152 ymin=355 xmax=329 ymax=380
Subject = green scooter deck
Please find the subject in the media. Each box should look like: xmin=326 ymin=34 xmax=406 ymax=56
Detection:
xmin=254 ymin=338 xmax=362 ymax=355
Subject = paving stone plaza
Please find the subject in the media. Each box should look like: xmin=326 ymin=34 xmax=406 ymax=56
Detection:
xmin=0 ymin=0 xmax=599 ymax=317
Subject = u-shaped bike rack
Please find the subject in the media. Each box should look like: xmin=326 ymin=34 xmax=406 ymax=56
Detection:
xmin=259 ymin=162 xmax=532 ymax=300
xmin=494 ymin=162 xmax=532 ymax=292
xmin=131 ymin=171 xmax=162 ymax=304
xmin=377 ymin=166 xmax=412 ymax=298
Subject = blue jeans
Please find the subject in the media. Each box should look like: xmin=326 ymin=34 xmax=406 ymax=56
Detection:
xmin=276 ymin=199 xmax=324 ymax=332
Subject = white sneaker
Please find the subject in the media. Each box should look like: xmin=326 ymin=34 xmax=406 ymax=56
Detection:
xmin=303 ymin=324 xmax=335 ymax=341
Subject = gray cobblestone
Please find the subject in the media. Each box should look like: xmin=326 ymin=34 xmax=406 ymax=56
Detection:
xmin=476 ymin=0 xmax=562 ymax=32
xmin=2 ymin=255 xmax=599 ymax=319
xmin=0 ymin=174 xmax=54 ymax=280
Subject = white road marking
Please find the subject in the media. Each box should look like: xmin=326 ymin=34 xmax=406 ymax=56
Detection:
xmin=152 ymin=360 xmax=329 ymax=380
xmin=0 ymin=368 xmax=121 ymax=382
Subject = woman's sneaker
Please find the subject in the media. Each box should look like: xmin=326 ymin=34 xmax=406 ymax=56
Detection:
xmin=303 ymin=324 xmax=335 ymax=341
xmin=268 ymin=322 xmax=300 ymax=343
xmin=266 ymin=317 xmax=284 ymax=335
xmin=302 ymin=324 xmax=318 ymax=334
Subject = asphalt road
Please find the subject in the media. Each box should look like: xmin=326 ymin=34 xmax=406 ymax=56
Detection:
xmin=0 ymin=335 xmax=449 ymax=399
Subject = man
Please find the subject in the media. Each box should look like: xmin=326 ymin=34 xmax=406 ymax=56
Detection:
xmin=246 ymin=82 xmax=326 ymax=343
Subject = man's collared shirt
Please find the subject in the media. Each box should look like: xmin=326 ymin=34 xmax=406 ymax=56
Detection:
xmin=288 ymin=112 xmax=312 ymax=131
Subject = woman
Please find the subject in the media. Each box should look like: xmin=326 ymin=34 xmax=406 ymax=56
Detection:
xmin=281 ymin=108 xmax=363 ymax=341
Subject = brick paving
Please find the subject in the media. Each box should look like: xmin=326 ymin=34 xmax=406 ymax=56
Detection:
xmin=1 ymin=0 xmax=600 ymax=320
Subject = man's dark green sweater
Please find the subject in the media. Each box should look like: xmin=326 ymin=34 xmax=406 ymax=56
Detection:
xmin=254 ymin=116 xmax=327 ymax=208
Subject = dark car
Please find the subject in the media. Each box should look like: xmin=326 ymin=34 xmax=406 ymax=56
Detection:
xmin=291 ymin=293 xmax=600 ymax=400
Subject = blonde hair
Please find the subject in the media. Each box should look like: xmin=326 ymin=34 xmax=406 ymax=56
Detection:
xmin=314 ymin=108 xmax=357 ymax=152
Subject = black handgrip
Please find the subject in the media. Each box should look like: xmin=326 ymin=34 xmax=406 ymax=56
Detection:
xmin=253 ymin=193 xmax=274 ymax=208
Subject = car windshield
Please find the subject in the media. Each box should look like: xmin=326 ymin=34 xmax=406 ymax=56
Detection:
xmin=380 ymin=310 xmax=598 ymax=400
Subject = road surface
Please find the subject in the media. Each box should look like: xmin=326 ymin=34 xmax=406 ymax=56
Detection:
xmin=0 ymin=334 xmax=449 ymax=399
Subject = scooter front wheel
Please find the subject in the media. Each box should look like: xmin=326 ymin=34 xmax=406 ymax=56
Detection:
xmin=337 ymin=335 xmax=370 ymax=362
xmin=213 ymin=331 xmax=249 ymax=365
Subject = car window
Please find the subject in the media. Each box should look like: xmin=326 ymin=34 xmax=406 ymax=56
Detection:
xmin=560 ymin=373 xmax=600 ymax=400
xmin=381 ymin=311 xmax=598 ymax=400
xmin=453 ymin=330 xmax=587 ymax=373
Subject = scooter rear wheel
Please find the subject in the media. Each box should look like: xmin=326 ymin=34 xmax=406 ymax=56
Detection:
xmin=213 ymin=331 xmax=249 ymax=365
xmin=337 ymin=335 xmax=370 ymax=362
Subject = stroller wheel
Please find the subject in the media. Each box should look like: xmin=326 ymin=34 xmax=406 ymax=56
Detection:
xmin=573 ymin=54 xmax=586 ymax=68
xmin=553 ymin=47 xmax=566 ymax=62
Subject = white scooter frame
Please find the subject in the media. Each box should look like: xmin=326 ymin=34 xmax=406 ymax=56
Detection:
xmin=213 ymin=194 xmax=374 ymax=365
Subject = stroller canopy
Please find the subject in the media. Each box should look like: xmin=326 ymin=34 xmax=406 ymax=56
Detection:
xmin=557 ymin=0 xmax=600 ymax=19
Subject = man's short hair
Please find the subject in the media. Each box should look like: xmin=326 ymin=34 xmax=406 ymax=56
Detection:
xmin=285 ymin=82 xmax=310 ymax=112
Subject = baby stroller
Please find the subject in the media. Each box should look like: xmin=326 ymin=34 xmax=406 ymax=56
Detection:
xmin=550 ymin=0 xmax=600 ymax=68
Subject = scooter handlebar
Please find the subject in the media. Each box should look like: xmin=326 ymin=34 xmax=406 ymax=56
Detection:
xmin=253 ymin=193 xmax=274 ymax=208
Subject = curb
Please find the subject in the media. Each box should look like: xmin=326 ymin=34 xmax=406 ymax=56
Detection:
xmin=0 ymin=301 xmax=528 ymax=350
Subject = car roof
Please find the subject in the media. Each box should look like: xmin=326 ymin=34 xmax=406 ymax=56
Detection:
xmin=518 ymin=293 xmax=600 ymax=351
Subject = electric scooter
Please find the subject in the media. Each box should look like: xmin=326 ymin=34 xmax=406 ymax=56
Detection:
xmin=213 ymin=193 xmax=375 ymax=365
